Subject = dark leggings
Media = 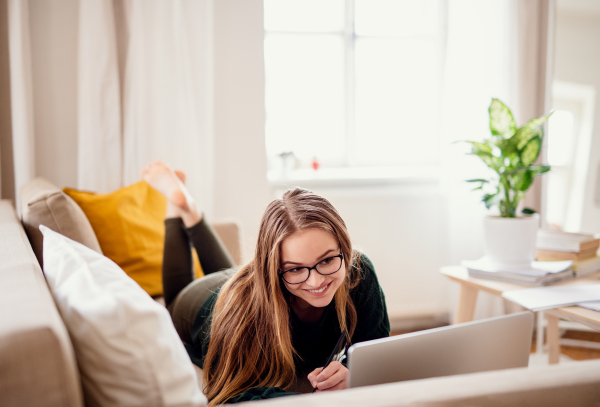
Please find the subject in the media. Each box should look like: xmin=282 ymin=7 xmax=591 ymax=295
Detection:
xmin=163 ymin=217 xmax=235 ymax=343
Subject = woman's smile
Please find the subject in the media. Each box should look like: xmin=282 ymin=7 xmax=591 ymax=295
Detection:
xmin=304 ymin=281 xmax=332 ymax=295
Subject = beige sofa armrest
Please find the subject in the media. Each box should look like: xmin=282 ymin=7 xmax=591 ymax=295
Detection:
xmin=211 ymin=219 xmax=243 ymax=265
xmin=240 ymin=359 xmax=600 ymax=407
xmin=0 ymin=200 xmax=84 ymax=407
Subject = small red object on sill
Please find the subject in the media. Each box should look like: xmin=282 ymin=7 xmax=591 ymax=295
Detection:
xmin=311 ymin=157 xmax=320 ymax=171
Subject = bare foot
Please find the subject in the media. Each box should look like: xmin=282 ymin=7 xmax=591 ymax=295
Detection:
xmin=141 ymin=162 xmax=202 ymax=226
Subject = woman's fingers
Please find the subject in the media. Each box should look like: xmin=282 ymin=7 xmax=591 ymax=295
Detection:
xmin=316 ymin=368 xmax=346 ymax=390
xmin=314 ymin=380 xmax=346 ymax=392
xmin=312 ymin=361 xmax=348 ymax=391
xmin=307 ymin=367 xmax=323 ymax=387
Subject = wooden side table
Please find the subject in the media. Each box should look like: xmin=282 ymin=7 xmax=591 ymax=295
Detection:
xmin=441 ymin=265 xmax=600 ymax=364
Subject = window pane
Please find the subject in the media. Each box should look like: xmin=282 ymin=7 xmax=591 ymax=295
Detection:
xmin=264 ymin=0 xmax=344 ymax=32
xmin=265 ymin=34 xmax=345 ymax=164
xmin=547 ymin=110 xmax=575 ymax=166
xmin=354 ymin=38 xmax=441 ymax=165
xmin=355 ymin=0 xmax=441 ymax=37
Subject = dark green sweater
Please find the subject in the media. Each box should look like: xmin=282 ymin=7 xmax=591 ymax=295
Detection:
xmin=185 ymin=253 xmax=390 ymax=402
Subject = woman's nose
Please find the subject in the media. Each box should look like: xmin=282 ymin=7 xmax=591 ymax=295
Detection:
xmin=306 ymin=268 xmax=325 ymax=287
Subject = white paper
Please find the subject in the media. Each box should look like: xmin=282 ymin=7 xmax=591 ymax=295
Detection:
xmin=502 ymin=284 xmax=600 ymax=311
xmin=462 ymin=257 xmax=572 ymax=275
xmin=577 ymin=301 xmax=600 ymax=312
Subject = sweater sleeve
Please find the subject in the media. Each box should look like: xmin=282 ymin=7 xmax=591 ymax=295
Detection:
xmin=226 ymin=388 xmax=299 ymax=403
xmin=350 ymin=253 xmax=391 ymax=345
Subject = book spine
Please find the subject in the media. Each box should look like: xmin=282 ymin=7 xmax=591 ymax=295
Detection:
xmin=536 ymin=248 xmax=597 ymax=262
xmin=536 ymin=238 xmax=600 ymax=253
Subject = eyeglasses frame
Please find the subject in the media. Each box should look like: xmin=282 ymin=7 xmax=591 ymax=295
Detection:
xmin=278 ymin=252 xmax=344 ymax=285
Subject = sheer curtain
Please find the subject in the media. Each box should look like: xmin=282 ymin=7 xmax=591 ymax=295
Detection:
xmin=440 ymin=0 xmax=552 ymax=320
xmin=78 ymin=0 xmax=214 ymax=213
xmin=5 ymin=0 xmax=213 ymax=214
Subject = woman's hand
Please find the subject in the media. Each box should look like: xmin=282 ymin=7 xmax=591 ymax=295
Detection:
xmin=308 ymin=361 xmax=348 ymax=392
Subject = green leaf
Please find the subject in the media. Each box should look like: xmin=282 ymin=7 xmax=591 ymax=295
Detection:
xmin=471 ymin=186 xmax=483 ymax=191
xmin=513 ymin=112 xmax=553 ymax=150
xmin=520 ymin=136 xmax=541 ymax=166
xmin=467 ymin=151 xmax=499 ymax=170
xmin=522 ymin=208 xmax=537 ymax=215
xmin=489 ymin=98 xmax=517 ymax=137
xmin=515 ymin=170 xmax=534 ymax=192
xmin=493 ymin=138 xmax=519 ymax=161
xmin=466 ymin=178 xmax=489 ymax=183
xmin=483 ymin=193 xmax=501 ymax=209
xmin=465 ymin=141 xmax=492 ymax=154
xmin=531 ymin=165 xmax=551 ymax=175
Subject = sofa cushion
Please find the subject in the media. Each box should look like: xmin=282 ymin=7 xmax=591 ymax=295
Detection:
xmin=41 ymin=225 xmax=207 ymax=407
xmin=63 ymin=181 xmax=203 ymax=296
xmin=0 ymin=200 xmax=83 ymax=407
xmin=20 ymin=177 xmax=102 ymax=268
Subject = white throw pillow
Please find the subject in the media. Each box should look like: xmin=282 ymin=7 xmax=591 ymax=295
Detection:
xmin=41 ymin=226 xmax=207 ymax=407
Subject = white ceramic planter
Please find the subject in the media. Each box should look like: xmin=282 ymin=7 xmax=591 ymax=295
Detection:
xmin=483 ymin=215 xmax=539 ymax=271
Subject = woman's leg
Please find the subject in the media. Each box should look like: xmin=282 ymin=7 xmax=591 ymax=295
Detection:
xmin=142 ymin=161 xmax=235 ymax=274
xmin=142 ymin=161 xmax=235 ymax=343
xmin=162 ymin=217 xmax=195 ymax=308
xmin=168 ymin=268 xmax=235 ymax=344
xmin=185 ymin=219 xmax=234 ymax=275
xmin=161 ymin=218 xmax=235 ymax=341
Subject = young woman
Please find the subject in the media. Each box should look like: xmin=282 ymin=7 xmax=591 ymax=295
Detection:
xmin=142 ymin=162 xmax=390 ymax=405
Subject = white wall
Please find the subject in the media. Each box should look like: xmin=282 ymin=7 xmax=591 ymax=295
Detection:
xmin=554 ymin=5 xmax=600 ymax=234
xmin=212 ymin=0 xmax=272 ymax=259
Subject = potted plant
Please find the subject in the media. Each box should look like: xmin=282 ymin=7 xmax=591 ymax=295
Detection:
xmin=462 ymin=98 xmax=553 ymax=270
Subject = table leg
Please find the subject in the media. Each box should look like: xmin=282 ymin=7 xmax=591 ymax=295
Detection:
xmin=546 ymin=313 xmax=561 ymax=364
xmin=536 ymin=311 xmax=544 ymax=355
xmin=454 ymin=284 xmax=478 ymax=324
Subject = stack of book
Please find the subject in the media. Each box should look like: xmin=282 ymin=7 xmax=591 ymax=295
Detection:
xmin=461 ymin=257 xmax=574 ymax=286
xmin=536 ymin=229 xmax=600 ymax=278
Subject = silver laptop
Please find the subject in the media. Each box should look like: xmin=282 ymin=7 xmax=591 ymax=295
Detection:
xmin=348 ymin=311 xmax=534 ymax=388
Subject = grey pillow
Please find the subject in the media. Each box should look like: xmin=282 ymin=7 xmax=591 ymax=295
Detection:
xmin=20 ymin=177 xmax=102 ymax=268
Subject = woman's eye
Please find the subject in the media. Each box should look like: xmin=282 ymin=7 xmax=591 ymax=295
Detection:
xmin=320 ymin=257 xmax=334 ymax=265
xmin=288 ymin=268 xmax=303 ymax=274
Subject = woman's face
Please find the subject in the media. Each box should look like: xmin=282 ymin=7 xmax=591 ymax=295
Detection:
xmin=279 ymin=228 xmax=346 ymax=309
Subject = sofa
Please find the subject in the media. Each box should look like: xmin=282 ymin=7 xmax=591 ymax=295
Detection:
xmin=1 ymin=181 xmax=600 ymax=407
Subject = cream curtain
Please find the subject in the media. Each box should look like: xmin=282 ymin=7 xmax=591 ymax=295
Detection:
xmin=5 ymin=0 xmax=213 ymax=214
xmin=78 ymin=0 xmax=214 ymax=214
xmin=78 ymin=0 xmax=122 ymax=194
xmin=440 ymin=0 xmax=553 ymax=320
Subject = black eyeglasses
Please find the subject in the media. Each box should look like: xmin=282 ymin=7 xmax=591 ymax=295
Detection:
xmin=279 ymin=253 xmax=344 ymax=285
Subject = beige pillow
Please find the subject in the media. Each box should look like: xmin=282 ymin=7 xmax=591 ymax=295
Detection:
xmin=20 ymin=177 xmax=102 ymax=268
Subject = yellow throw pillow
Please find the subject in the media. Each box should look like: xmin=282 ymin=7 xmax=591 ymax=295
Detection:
xmin=64 ymin=181 xmax=203 ymax=296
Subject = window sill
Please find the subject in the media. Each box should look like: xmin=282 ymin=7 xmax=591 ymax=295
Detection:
xmin=268 ymin=166 xmax=440 ymax=189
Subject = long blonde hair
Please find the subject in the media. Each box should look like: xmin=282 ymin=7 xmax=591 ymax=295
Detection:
xmin=203 ymin=188 xmax=361 ymax=405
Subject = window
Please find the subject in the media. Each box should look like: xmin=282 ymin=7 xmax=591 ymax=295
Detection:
xmin=264 ymin=0 xmax=445 ymax=175
xmin=545 ymin=81 xmax=596 ymax=231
